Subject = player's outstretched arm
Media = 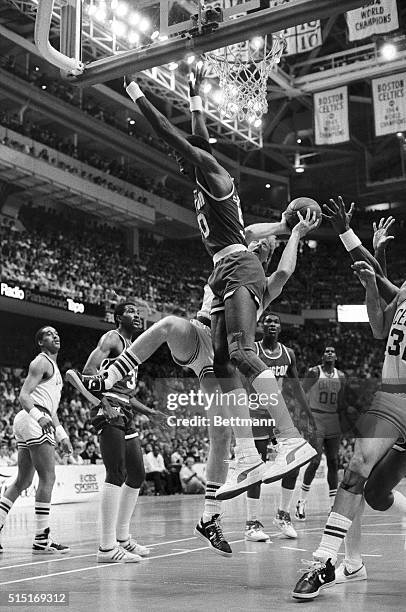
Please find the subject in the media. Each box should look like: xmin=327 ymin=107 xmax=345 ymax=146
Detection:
xmin=262 ymin=210 xmax=319 ymax=308
xmin=245 ymin=211 xmax=291 ymax=243
xmin=352 ymin=260 xmax=397 ymax=338
xmin=189 ymin=64 xmax=210 ymax=142
xmin=125 ymin=77 xmax=217 ymax=171
xmin=372 ymin=216 xmax=395 ymax=277
xmin=324 ymin=196 xmax=398 ymax=303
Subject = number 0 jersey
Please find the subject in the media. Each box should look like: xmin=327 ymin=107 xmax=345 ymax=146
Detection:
xmin=382 ymin=298 xmax=406 ymax=391
xmin=100 ymin=331 xmax=138 ymax=399
xmin=307 ymin=366 xmax=343 ymax=414
xmin=193 ymin=177 xmax=247 ymax=257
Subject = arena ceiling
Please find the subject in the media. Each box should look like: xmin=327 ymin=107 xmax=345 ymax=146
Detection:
xmin=0 ymin=0 xmax=405 ymax=217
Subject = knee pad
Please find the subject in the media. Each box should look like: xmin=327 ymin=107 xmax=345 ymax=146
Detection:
xmin=364 ymin=479 xmax=393 ymax=511
xmin=340 ymin=469 xmax=367 ymax=495
xmin=229 ymin=331 xmax=263 ymax=380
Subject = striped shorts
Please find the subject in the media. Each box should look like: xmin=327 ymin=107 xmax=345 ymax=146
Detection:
xmin=13 ymin=409 xmax=56 ymax=448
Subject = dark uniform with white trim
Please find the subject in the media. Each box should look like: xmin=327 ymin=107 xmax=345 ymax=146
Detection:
xmin=193 ymin=177 xmax=267 ymax=313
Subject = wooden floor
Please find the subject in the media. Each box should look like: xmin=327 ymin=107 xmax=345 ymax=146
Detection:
xmin=0 ymin=480 xmax=405 ymax=612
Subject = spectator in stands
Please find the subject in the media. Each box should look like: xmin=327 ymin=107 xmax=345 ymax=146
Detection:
xmin=179 ymin=456 xmax=206 ymax=494
xmin=68 ymin=442 xmax=85 ymax=465
xmin=144 ymin=445 xmax=167 ymax=495
xmin=80 ymin=441 xmax=101 ymax=465
xmin=0 ymin=442 xmax=13 ymax=466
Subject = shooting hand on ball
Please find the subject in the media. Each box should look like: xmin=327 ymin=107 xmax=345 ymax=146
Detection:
xmin=292 ymin=209 xmax=319 ymax=238
xmin=372 ymin=216 xmax=395 ymax=252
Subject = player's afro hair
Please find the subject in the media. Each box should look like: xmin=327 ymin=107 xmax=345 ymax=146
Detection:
xmin=187 ymin=135 xmax=213 ymax=155
xmin=114 ymin=301 xmax=136 ymax=326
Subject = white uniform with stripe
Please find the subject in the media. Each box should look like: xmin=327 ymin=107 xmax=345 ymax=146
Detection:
xmin=13 ymin=353 xmax=63 ymax=448
xmin=368 ymin=295 xmax=406 ymax=440
xmin=172 ymin=284 xmax=214 ymax=381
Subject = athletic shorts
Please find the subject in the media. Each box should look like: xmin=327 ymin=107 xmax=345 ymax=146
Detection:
xmin=13 ymin=408 xmax=56 ymax=449
xmin=90 ymin=393 xmax=138 ymax=439
xmin=209 ymin=250 xmax=266 ymax=314
xmin=311 ymin=410 xmax=341 ymax=439
xmin=172 ymin=319 xmax=214 ymax=381
xmin=366 ymin=390 xmax=406 ymax=442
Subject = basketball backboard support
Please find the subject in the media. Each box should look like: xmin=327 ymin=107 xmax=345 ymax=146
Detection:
xmin=35 ymin=0 xmax=368 ymax=86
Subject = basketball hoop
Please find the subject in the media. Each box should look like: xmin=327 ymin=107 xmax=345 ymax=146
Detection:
xmin=204 ymin=34 xmax=286 ymax=124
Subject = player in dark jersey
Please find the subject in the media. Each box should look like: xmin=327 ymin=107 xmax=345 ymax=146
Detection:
xmin=295 ymin=347 xmax=346 ymax=521
xmin=246 ymin=314 xmax=314 ymax=541
xmin=79 ymin=302 xmax=150 ymax=563
xmin=67 ymin=67 xmax=316 ymax=499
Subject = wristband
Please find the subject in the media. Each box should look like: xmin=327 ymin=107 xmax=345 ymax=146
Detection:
xmin=126 ymin=81 xmax=145 ymax=102
xmin=29 ymin=407 xmax=44 ymax=422
xmin=55 ymin=425 xmax=69 ymax=443
xmin=189 ymin=95 xmax=203 ymax=112
xmin=339 ymin=228 xmax=361 ymax=252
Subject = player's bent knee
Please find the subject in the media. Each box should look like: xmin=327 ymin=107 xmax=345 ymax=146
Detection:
xmin=364 ymin=480 xmax=393 ymax=511
xmin=15 ymin=476 xmax=34 ymax=492
xmin=348 ymin=453 xmax=373 ymax=479
xmin=228 ymin=331 xmax=264 ymax=380
xmin=105 ymin=467 xmax=126 ymax=487
xmin=340 ymin=468 xmax=367 ymax=494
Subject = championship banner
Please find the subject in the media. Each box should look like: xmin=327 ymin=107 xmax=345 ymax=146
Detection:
xmin=269 ymin=0 xmax=322 ymax=55
xmin=372 ymin=73 xmax=406 ymax=136
xmin=313 ymin=86 xmax=350 ymax=145
xmin=345 ymin=0 xmax=399 ymax=42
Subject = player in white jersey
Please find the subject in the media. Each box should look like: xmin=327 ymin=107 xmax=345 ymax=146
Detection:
xmin=295 ymin=347 xmax=346 ymax=520
xmin=0 ymin=326 xmax=71 ymax=554
xmin=293 ymin=199 xmax=406 ymax=600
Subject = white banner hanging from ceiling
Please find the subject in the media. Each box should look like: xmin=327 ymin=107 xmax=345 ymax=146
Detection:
xmin=345 ymin=0 xmax=399 ymax=41
xmin=372 ymin=72 xmax=406 ymax=136
xmin=314 ymin=86 xmax=350 ymax=145
xmin=269 ymin=0 xmax=322 ymax=55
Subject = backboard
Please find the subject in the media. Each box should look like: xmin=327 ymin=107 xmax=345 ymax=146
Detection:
xmin=35 ymin=0 xmax=368 ymax=85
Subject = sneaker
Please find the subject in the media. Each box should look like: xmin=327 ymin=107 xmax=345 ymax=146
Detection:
xmin=335 ymin=561 xmax=367 ymax=584
xmin=245 ymin=520 xmax=270 ymax=542
xmin=262 ymin=439 xmax=317 ymax=485
xmin=97 ymin=545 xmax=141 ymax=563
xmin=32 ymin=528 xmax=70 ymax=554
xmin=274 ymin=510 xmax=297 ymax=539
xmin=194 ymin=514 xmax=232 ymax=557
xmin=118 ymin=536 xmax=150 ymax=557
xmin=295 ymin=500 xmax=307 ymax=521
xmin=215 ymin=458 xmax=267 ymax=501
xmin=292 ymin=558 xmax=335 ymax=600
xmin=65 ymin=369 xmax=106 ymax=406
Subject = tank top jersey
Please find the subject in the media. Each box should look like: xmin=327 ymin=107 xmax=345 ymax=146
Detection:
xmin=307 ymin=366 xmax=342 ymax=414
xmin=382 ymin=298 xmax=406 ymax=390
xmin=100 ymin=331 xmax=138 ymax=399
xmin=193 ymin=177 xmax=247 ymax=257
xmin=30 ymin=353 xmax=63 ymax=417
xmin=255 ymin=341 xmax=291 ymax=386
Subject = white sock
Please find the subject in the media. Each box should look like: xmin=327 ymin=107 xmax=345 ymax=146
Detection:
xmin=235 ymin=438 xmax=260 ymax=462
xmin=300 ymin=483 xmax=311 ymax=501
xmin=0 ymin=496 xmax=13 ymax=529
xmin=314 ymin=512 xmax=352 ymax=564
xmin=391 ymin=490 xmax=406 ymax=514
xmin=246 ymin=497 xmax=260 ymax=521
xmin=279 ymin=487 xmax=294 ymax=513
xmin=203 ymin=482 xmax=222 ymax=523
xmin=116 ymin=484 xmax=140 ymax=542
xmin=35 ymin=501 xmax=50 ymax=535
xmin=100 ymin=483 xmax=121 ymax=550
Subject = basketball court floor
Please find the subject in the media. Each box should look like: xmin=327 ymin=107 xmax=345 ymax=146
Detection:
xmin=0 ymin=480 xmax=405 ymax=612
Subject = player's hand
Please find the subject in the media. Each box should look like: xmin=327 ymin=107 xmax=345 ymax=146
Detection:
xmin=323 ymin=196 xmax=355 ymax=234
xmin=38 ymin=416 xmax=55 ymax=435
xmin=351 ymin=260 xmax=377 ymax=287
xmin=124 ymin=74 xmax=137 ymax=88
xmin=189 ymin=61 xmax=206 ymax=98
xmin=280 ymin=211 xmax=292 ymax=235
xmin=60 ymin=438 xmax=73 ymax=456
xmin=100 ymin=396 xmax=119 ymax=421
xmin=372 ymin=216 xmax=395 ymax=252
xmin=292 ymin=209 xmax=320 ymax=238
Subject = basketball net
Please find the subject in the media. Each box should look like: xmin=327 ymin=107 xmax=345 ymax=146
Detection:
xmin=204 ymin=34 xmax=286 ymax=124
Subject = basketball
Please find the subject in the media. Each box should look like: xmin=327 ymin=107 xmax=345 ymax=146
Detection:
xmin=284 ymin=197 xmax=322 ymax=229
